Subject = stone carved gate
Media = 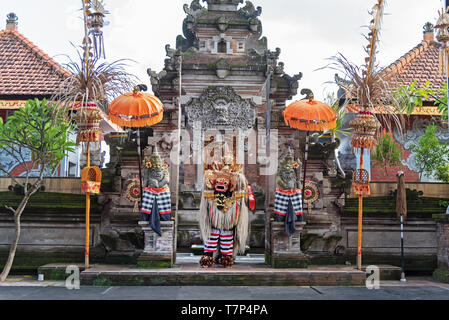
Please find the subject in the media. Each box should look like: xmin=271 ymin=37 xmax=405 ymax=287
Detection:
xmin=185 ymin=86 xmax=257 ymax=191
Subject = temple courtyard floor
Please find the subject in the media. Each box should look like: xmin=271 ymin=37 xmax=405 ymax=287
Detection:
xmin=0 ymin=276 xmax=448 ymax=300
xmin=0 ymin=253 xmax=448 ymax=300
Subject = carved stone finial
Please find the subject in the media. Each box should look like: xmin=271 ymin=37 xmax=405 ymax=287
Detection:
xmin=238 ymin=1 xmax=262 ymax=19
xmin=6 ymin=13 xmax=18 ymax=30
xmin=184 ymin=1 xmax=204 ymax=18
xmin=423 ymin=22 xmax=434 ymax=34
xmin=202 ymin=0 xmax=244 ymax=12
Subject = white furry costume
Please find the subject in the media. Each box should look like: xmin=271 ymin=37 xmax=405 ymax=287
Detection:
xmin=199 ymin=170 xmax=250 ymax=258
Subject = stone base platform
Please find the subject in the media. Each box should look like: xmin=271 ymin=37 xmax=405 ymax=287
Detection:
xmin=78 ymin=263 xmax=366 ymax=286
xmin=361 ymin=265 xmax=402 ymax=281
xmin=37 ymin=263 xmax=86 ymax=281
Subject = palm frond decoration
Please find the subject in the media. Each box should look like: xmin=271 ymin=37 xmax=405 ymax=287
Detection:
xmin=51 ymin=0 xmax=137 ymax=113
xmin=52 ymin=52 xmax=137 ymax=112
xmin=325 ymin=0 xmax=405 ymax=142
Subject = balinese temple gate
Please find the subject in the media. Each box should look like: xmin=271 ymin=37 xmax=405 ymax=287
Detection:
xmin=138 ymin=0 xmax=341 ymax=268
xmin=102 ymin=0 xmax=349 ymax=269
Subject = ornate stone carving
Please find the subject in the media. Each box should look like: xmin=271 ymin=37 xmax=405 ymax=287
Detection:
xmin=186 ymin=86 xmax=256 ymax=131
xmin=215 ymin=58 xmax=230 ymax=79
xmin=267 ymin=48 xmax=281 ymax=71
xmin=277 ymin=149 xmax=303 ymax=190
xmin=216 ymin=15 xmax=230 ymax=32
xmin=184 ymin=1 xmax=204 ymax=17
xmin=143 ymin=148 xmax=169 ymax=189
xmin=147 ymin=68 xmax=167 ymax=96
xmin=203 ymin=0 xmax=244 ymax=9
xmin=238 ymin=1 xmax=262 ymax=19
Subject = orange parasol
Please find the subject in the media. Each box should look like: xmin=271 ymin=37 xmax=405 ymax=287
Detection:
xmin=108 ymin=85 xmax=164 ymax=209
xmin=283 ymin=94 xmax=337 ymax=218
xmin=283 ymin=97 xmax=337 ymax=132
xmin=109 ymin=87 xmax=164 ymax=128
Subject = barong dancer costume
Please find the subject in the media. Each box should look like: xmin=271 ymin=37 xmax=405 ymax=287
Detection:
xmin=199 ymin=147 xmax=255 ymax=268
xmin=140 ymin=148 xmax=171 ymax=236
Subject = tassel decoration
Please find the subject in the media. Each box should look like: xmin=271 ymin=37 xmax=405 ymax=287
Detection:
xmin=353 ymin=169 xmax=371 ymax=196
xmin=350 ymin=111 xmax=380 ymax=151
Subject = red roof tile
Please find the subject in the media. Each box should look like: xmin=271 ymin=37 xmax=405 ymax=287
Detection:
xmin=0 ymin=29 xmax=70 ymax=97
xmin=382 ymin=39 xmax=446 ymax=92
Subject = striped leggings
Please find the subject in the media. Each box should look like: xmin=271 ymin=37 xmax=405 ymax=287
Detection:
xmin=204 ymin=228 xmax=234 ymax=256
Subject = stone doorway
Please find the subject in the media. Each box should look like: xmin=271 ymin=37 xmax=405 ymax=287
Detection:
xmin=177 ymin=86 xmax=260 ymax=257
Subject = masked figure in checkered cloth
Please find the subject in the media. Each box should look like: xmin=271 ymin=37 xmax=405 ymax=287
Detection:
xmin=274 ymin=149 xmax=303 ymax=236
xmin=141 ymin=148 xmax=171 ymax=236
xmin=199 ymin=145 xmax=255 ymax=268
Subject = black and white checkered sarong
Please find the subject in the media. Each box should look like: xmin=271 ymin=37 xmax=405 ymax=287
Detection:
xmin=141 ymin=187 xmax=172 ymax=220
xmin=274 ymin=188 xmax=303 ymax=218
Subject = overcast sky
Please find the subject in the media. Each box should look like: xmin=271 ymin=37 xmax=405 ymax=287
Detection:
xmin=0 ymin=0 xmax=445 ymax=101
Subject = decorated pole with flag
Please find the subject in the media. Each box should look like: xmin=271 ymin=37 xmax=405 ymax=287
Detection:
xmin=77 ymin=0 xmax=107 ymax=269
xmin=349 ymin=0 xmax=385 ymax=270
xmin=53 ymin=0 xmax=136 ymax=269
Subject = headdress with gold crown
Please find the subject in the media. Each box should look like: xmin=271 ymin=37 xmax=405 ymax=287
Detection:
xmin=204 ymin=142 xmax=243 ymax=174
xmin=278 ymin=148 xmax=301 ymax=173
xmin=143 ymin=146 xmax=169 ymax=175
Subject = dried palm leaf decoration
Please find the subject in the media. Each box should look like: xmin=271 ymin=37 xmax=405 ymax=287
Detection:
xmin=52 ymin=0 xmax=136 ymax=115
xmin=325 ymin=0 xmax=404 ymax=143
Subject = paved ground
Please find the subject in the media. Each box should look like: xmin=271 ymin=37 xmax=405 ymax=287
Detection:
xmin=0 ymin=276 xmax=448 ymax=300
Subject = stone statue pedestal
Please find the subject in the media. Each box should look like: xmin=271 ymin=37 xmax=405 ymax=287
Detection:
xmin=269 ymin=221 xmax=310 ymax=268
xmin=137 ymin=221 xmax=175 ymax=268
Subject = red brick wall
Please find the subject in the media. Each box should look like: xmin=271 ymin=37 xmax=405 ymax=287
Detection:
xmin=371 ymin=142 xmax=420 ymax=182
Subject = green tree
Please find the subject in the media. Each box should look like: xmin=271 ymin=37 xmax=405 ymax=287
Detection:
xmin=372 ymin=132 xmax=403 ymax=175
xmin=0 ymin=99 xmax=75 ymax=281
xmin=437 ymin=163 xmax=449 ymax=183
xmin=410 ymin=124 xmax=449 ymax=181
xmin=393 ymin=81 xmax=448 ymax=120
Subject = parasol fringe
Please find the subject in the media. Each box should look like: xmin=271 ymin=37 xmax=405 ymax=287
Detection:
xmin=108 ymin=112 xmax=163 ymax=128
xmin=284 ymin=118 xmax=337 ymax=132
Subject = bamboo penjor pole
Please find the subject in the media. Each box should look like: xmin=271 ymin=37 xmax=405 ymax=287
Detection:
xmin=82 ymin=0 xmax=90 ymax=270
xmin=353 ymin=0 xmax=385 ymax=271
xmin=356 ymin=150 xmax=364 ymax=270
xmin=446 ymin=0 xmax=449 ymax=127
xmin=85 ymin=142 xmax=91 ymax=269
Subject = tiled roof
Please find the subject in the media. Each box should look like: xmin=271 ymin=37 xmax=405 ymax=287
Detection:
xmin=382 ymin=39 xmax=446 ymax=92
xmin=0 ymin=29 xmax=70 ymax=97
